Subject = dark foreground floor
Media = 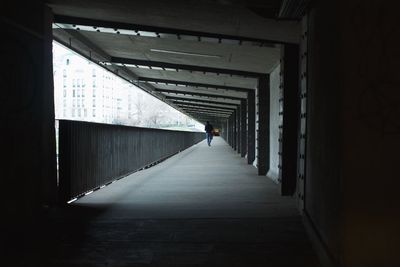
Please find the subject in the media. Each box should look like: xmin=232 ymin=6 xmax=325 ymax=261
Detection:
xmin=5 ymin=138 xmax=320 ymax=267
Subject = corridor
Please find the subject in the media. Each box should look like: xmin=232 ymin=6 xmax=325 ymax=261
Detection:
xmin=4 ymin=1 xmax=398 ymax=266
xmin=22 ymin=137 xmax=320 ymax=266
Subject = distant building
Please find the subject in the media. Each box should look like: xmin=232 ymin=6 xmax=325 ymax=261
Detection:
xmin=54 ymin=52 xmax=132 ymax=124
xmin=53 ymin=43 xmax=203 ymax=130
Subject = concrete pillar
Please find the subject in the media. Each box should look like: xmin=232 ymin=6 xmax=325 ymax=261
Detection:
xmin=228 ymin=117 xmax=230 ymax=145
xmin=221 ymin=119 xmax=226 ymax=140
xmin=240 ymin=99 xmax=247 ymax=157
xmin=232 ymin=113 xmax=236 ymax=149
xmin=229 ymin=115 xmax=234 ymax=147
xmin=280 ymin=44 xmax=299 ymax=196
xmin=302 ymin=2 xmax=400 ymax=266
xmin=247 ymin=91 xmax=256 ymax=164
xmin=1 ymin=3 xmax=57 ymax=227
xmin=268 ymin=64 xmax=280 ymax=183
xmin=229 ymin=114 xmax=233 ymax=148
xmin=225 ymin=119 xmax=228 ymax=141
xmin=236 ymin=106 xmax=241 ymax=153
xmin=257 ymin=75 xmax=270 ymax=175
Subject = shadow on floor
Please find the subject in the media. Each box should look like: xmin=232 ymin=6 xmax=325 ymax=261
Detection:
xmin=3 ymin=139 xmax=321 ymax=266
xmin=4 ymin=205 xmax=320 ymax=267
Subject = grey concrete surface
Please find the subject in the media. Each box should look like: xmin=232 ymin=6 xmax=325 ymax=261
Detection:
xmin=6 ymin=137 xmax=320 ymax=266
xmin=268 ymin=64 xmax=280 ymax=182
xmin=48 ymin=0 xmax=300 ymax=43
xmin=73 ymin=137 xmax=298 ymax=219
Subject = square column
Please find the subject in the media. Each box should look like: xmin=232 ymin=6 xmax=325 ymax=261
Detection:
xmin=233 ymin=110 xmax=237 ymax=150
xmin=247 ymin=91 xmax=256 ymax=164
xmin=240 ymin=99 xmax=247 ymax=157
xmin=279 ymin=44 xmax=300 ymax=196
xmin=257 ymin=75 xmax=270 ymax=175
xmin=237 ymin=105 xmax=241 ymax=154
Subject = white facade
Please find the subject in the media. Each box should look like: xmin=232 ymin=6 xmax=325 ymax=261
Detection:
xmin=53 ymin=43 xmax=203 ymax=131
xmin=54 ymin=53 xmax=131 ymax=124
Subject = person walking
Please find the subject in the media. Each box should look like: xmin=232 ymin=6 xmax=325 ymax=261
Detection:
xmin=204 ymin=121 xmax=214 ymax=146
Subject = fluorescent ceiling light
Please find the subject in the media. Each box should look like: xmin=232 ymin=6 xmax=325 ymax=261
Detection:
xmin=150 ymin=49 xmax=221 ymax=58
xmin=85 ymin=190 xmax=94 ymax=196
xmin=67 ymin=198 xmax=78 ymax=204
xmin=136 ymin=65 xmax=150 ymax=69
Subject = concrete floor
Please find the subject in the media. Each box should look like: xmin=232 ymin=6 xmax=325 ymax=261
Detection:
xmin=7 ymin=137 xmax=320 ymax=266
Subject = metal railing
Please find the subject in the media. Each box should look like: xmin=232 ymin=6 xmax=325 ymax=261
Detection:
xmin=58 ymin=120 xmax=204 ymax=203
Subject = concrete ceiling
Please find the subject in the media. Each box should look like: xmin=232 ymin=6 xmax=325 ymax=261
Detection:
xmin=48 ymin=0 xmax=300 ymax=124
xmin=74 ymin=31 xmax=281 ymax=73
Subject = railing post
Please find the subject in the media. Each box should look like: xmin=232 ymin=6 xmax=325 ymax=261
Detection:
xmin=58 ymin=120 xmax=204 ymax=202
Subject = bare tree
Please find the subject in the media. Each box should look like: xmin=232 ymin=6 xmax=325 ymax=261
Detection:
xmin=145 ymin=102 xmax=167 ymax=127
xmin=127 ymin=92 xmax=145 ymax=126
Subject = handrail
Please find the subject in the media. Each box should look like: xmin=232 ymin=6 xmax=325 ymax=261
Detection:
xmin=58 ymin=120 xmax=203 ymax=203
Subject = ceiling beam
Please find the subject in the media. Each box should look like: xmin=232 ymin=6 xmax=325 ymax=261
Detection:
xmin=176 ymin=103 xmax=235 ymax=113
xmin=192 ymin=116 xmax=228 ymax=123
xmin=172 ymin=100 xmax=237 ymax=110
xmin=193 ymin=114 xmax=227 ymax=119
xmin=112 ymin=57 xmax=262 ymax=77
xmin=184 ymin=113 xmax=231 ymax=119
xmin=181 ymin=108 xmax=232 ymax=115
xmin=138 ymin=78 xmax=253 ymax=92
xmin=165 ymin=96 xmax=239 ymax=105
xmin=53 ymin=15 xmax=289 ymax=47
xmin=184 ymin=111 xmax=230 ymax=118
xmin=182 ymin=107 xmax=233 ymax=115
xmin=186 ymin=112 xmax=229 ymax=119
xmin=155 ymin=88 xmax=245 ymax=100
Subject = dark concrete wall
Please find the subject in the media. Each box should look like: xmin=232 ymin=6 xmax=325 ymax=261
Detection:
xmin=304 ymin=1 xmax=400 ymax=266
xmin=0 ymin=2 xmax=57 ymax=228
xmin=257 ymin=75 xmax=270 ymax=175
xmin=280 ymin=44 xmax=299 ymax=196
xmin=305 ymin=1 xmax=341 ymax=264
xmin=339 ymin=1 xmax=400 ymax=266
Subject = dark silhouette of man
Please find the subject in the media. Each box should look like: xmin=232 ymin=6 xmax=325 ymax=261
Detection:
xmin=204 ymin=121 xmax=214 ymax=146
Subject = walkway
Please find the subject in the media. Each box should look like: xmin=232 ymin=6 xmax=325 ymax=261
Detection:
xmin=14 ymin=137 xmax=320 ymax=266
